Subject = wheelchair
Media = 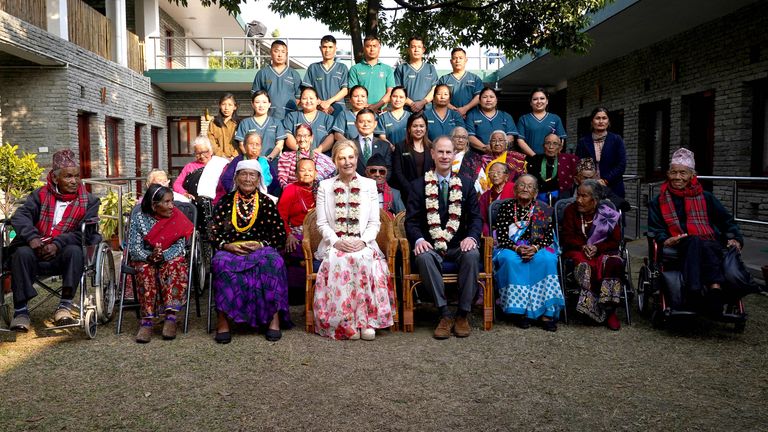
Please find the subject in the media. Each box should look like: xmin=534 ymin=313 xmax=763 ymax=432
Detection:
xmin=0 ymin=218 xmax=117 ymax=338
xmin=552 ymin=197 xmax=633 ymax=325
xmin=636 ymin=232 xmax=747 ymax=332
xmin=115 ymin=201 xmax=203 ymax=335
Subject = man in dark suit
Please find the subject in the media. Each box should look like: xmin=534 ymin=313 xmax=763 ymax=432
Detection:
xmin=354 ymin=108 xmax=392 ymax=180
xmin=405 ymin=136 xmax=482 ymax=339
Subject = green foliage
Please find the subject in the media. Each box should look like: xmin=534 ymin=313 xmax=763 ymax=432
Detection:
xmin=165 ymin=0 xmax=243 ymax=15
xmin=0 ymin=143 xmax=44 ymax=218
xmin=98 ymin=190 xmax=136 ymax=240
xmin=260 ymin=0 xmax=612 ymax=62
xmin=208 ymin=51 xmax=257 ymax=69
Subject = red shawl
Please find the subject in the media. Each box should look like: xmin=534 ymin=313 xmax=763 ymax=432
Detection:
xmin=145 ymin=207 xmax=194 ymax=250
xmin=377 ymin=181 xmax=395 ymax=215
xmin=659 ymin=177 xmax=715 ymax=240
xmin=35 ymin=171 xmax=89 ymax=238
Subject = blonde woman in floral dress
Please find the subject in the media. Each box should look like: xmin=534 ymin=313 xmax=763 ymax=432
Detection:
xmin=313 ymin=140 xmax=394 ymax=340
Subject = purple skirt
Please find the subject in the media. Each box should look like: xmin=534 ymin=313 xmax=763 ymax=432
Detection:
xmin=212 ymin=247 xmax=292 ymax=328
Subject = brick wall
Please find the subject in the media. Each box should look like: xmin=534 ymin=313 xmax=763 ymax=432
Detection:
xmin=565 ymin=1 xmax=768 ymax=238
xmin=0 ymin=9 xmax=167 ymax=188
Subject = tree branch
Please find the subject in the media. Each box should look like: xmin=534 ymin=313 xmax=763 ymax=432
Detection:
xmin=389 ymin=0 xmax=507 ymax=13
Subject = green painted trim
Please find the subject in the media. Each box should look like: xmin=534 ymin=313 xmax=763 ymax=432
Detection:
xmin=144 ymin=69 xmax=256 ymax=84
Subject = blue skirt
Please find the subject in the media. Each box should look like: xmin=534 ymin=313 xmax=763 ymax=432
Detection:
xmin=493 ymin=248 xmax=565 ymax=319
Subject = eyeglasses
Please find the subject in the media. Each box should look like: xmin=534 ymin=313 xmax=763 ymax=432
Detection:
xmin=543 ymin=141 xmax=561 ymax=147
xmin=489 ymin=139 xmax=506 ymax=144
xmin=516 ymin=183 xmax=537 ymax=190
xmin=366 ymin=168 xmax=387 ymax=175
xmin=296 ymin=134 xmax=312 ymax=139
xmin=194 ymin=150 xmax=211 ymax=156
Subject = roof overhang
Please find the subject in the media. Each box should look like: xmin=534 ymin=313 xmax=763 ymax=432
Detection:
xmin=159 ymin=0 xmax=247 ymax=50
xmin=497 ymin=0 xmax=760 ymax=94
xmin=0 ymin=40 xmax=66 ymax=66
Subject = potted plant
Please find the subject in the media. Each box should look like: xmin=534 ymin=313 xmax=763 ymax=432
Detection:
xmin=99 ymin=189 xmax=136 ymax=250
xmin=0 ymin=143 xmax=44 ymax=294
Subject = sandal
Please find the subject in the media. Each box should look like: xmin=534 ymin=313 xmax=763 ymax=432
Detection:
xmin=214 ymin=331 xmax=231 ymax=344
xmin=265 ymin=328 xmax=282 ymax=342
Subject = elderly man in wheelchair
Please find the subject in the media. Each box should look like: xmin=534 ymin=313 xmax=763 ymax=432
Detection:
xmin=647 ymin=148 xmax=743 ymax=318
xmin=7 ymin=150 xmax=100 ymax=332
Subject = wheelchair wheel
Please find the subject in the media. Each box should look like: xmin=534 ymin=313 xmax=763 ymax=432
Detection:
xmin=92 ymin=242 xmax=117 ymax=324
xmin=637 ymin=265 xmax=651 ymax=316
xmin=195 ymin=236 xmax=208 ymax=295
xmin=85 ymin=308 xmax=97 ymax=339
xmin=1 ymin=292 xmax=12 ymax=327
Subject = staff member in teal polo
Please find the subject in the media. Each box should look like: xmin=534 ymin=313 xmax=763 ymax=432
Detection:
xmin=348 ymin=35 xmax=395 ymax=112
xmin=250 ymin=40 xmax=302 ymax=120
xmin=395 ymin=36 xmax=438 ymax=113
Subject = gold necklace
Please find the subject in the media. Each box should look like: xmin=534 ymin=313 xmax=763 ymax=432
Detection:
xmin=232 ymin=191 xmax=259 ymax=233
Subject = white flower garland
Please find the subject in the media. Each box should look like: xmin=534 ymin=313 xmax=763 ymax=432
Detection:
xmin=425 ymin=171 xmax=463 ymax=252
xmin=333 ymin=176 xmax=361 ymax=240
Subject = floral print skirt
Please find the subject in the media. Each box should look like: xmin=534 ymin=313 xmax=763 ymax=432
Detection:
xmin=313 ymin=247 xmax=393 ymax=340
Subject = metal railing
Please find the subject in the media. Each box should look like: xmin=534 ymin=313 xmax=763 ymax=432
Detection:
xmin=83 ymin=177 xmax=143 ymax=246
xmin=646 ymin=175 xmax=768 ymax=227
xmin=148 ymin=36 xmax=505 ymax=72
xmin=623 ymin=175 xmax=643 ymax=238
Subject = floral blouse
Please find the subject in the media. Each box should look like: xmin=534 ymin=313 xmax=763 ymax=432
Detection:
xmin=491 ymin=199 xmax=554 ymax=251
xmin=210 ymin=191 xmax=286 ymax=250
xmin=127 ymin=211 xmax=186 ymax=262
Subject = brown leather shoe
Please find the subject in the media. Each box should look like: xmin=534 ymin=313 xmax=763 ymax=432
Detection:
xmin=433 ymin=317 xmax=454 ymax=339
xmin=454 ymin=316 xmax=471 ymax=337
xmin=135 ymin=324 xmax=153 ymax=343
xmin=162 ymin=317 xmax=177 ymax=340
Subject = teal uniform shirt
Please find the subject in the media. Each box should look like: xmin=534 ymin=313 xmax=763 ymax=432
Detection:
xmin=332 ymin=110 xmax=385 ymax=140
xmin=283 ymin=111 xmax=337 ymax=151
xmin=301 ymin=61 xmax=349 ymax=115
xmin=377 ymin=111 xmax=411 ymax=146
xmin=423 ymin=107 xmax=465 ymax=141
xmin=234 ymin=116 xmax=287 ymax=156
xmin=516 ymin=112 xmax=567 ymax=154
xmin=395 ymin=62 xmax=438 ymax=104
xmin=437 ymin=71 xmax=484 ymax=108
xmin=348 ymin=60 xmax=396 ymax=105
xmin=251 ymin=65 xmax=302 ymax=120
xmin=465 ymin=108 xmax=518 ymax=144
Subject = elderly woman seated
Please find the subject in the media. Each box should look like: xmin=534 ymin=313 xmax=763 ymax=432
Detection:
xmin=145 ymin=168 xmax=189 ymax=202
xmin=173 ymin=136 xmax=228 ymax=201
xmin=277 ymin=158 xmax=317 ymax=289
xmin=561 ymin=180 xmax=623 ymax=330
xmin=276 ymin=123 xmax=336 ymax=188
xmin=525 ymin=133 xmax=578 ymax=205
xmin=491 ymin=174 xmax=564 ymax=331
xmin=476 ymin=130 xmax=527 ymax=193
xmin=648 ymin=148 xmax=743 ymax=314
xmin=574 ymin=158 xmax=630 ymax=213
xmin=210 ymin=160 xmax=292 ymax=344
xmin=127 ymin=184 xmax=194 ymax=342
xmin=479 ymin=161 xmax=515 ymax=236
xmin=215 ymin=131 xmax=273 ymax=204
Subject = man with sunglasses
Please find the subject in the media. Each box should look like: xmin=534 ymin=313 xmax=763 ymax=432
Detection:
xmin=365 ymin=154 xmax=404 ymax=215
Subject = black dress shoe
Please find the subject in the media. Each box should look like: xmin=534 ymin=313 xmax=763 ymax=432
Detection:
xmin=513 ymin=315 xmax=531 ymax=329
xmin=214 ymin=331 xmax=231 ymax=344
xmin=265 ymin=328 xmax=282 ymax=342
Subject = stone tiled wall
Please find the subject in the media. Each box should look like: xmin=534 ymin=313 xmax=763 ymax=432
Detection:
xmin=0 ymin=10 xmax=167 ymax=183
xmin=565 ymin=1 xmax=768 ymax=238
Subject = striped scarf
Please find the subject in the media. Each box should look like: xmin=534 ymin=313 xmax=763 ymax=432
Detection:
xmin=35 ymin=171 xmax=89 ymax=238
xmin=659 ymin=177 xmax=715 ymax=240
xmin=376 ymin=181 xmax=395 ymax=215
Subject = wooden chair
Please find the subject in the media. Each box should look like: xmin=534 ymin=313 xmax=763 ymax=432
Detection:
xmin=302 ymin=208 xmax=399 ymax=333
xmin=396 ymin=212 xmax=495 ymax=332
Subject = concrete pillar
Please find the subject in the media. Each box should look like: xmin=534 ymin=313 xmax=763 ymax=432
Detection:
xmin=106 ymin=0 xmax=128 ymax=67
xmin=134 ymin=0 xmax=160 ymax=69
xmin=46 ymin=0 xmax=68 ymax=41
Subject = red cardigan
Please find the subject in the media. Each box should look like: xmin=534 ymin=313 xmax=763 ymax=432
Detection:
xmin=561 ymin=203 xmax=620 ymax=255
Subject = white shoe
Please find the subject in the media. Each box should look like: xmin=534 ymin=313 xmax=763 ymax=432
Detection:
xmin=361 ymin=328 xmax=376 ymax=341
xmin=349 ymin=331 xmax=360 ymax=340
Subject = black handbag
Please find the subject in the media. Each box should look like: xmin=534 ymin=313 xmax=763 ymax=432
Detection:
xmin=723 ymin=247 xmax=764 ymax=297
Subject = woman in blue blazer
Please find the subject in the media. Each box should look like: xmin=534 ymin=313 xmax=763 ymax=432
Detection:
xmin=576 ymin=107 xmax=626 ymax=198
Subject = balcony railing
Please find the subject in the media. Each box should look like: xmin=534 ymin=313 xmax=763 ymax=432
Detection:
xmin=147 ymin=36 xmax=506 ymax=72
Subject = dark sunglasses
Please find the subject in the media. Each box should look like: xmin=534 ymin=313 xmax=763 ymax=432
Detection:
xmin=367 ymin=168 xmax=387 ymax=175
